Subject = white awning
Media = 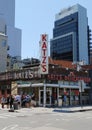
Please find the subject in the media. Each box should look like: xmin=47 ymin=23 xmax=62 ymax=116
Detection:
xmin=17 ymin=83 xmax=90 ymax=89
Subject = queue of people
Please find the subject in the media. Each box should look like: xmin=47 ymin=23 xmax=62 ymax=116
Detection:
xmin=0 ymin=93 xmax=35 ymax=109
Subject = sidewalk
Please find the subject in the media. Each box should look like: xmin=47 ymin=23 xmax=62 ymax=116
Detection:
xmin=1 ymin=104 xmax=92 ymax=113
xmin=13 ymin=106 xmax=92 ymax=113
xmin=0 ymin=104 xmax=53 ymax=113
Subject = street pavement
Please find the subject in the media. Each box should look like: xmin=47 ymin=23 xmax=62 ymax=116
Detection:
xmin=0 ymin=105 xmax=92 ymax=130
xmin=30 ymin=126 xmax=63 ymax=130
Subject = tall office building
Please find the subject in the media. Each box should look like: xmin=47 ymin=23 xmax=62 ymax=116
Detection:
xmin=50 ymin=4 xmax=92 ymax=64
xmin=0 ymin=33 xmax=8 ymax=72
xmin=0 ymin=0 xmax=21 ymax=59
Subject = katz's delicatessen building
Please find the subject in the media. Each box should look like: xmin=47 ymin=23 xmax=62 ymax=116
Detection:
xmin=0 ymin=34 xmax=91 ymax=107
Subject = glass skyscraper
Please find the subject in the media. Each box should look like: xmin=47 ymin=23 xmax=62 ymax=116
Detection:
xmin=0 ymin=0 xmax=21 ymax=59
xmin=50 ymin=4 xmax=92 ymax=64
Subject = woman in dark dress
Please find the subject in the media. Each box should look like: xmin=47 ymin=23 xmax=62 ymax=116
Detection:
xmin=6 ymin=94 xmax=10 ymax=108
xmin=9 ymin=95 xmax=14 ymax=109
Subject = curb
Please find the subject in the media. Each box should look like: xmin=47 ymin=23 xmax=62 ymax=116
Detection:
xmin=53 ymin=108 xmax=92 ymax=113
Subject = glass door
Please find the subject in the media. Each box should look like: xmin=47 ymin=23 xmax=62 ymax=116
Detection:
xmin=39 ymin=90 xmax=51 ymax=106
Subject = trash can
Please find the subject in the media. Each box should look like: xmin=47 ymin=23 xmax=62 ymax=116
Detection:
xmin=13 ymin=101 xmax=18 ymax=110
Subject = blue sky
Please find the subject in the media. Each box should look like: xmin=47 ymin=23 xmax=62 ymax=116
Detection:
xmin=15 ymin=0 xmax=92 ymax=59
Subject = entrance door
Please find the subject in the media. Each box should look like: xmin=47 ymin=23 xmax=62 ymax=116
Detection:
xmin=39 ymin=90 xmax=51 ymax=106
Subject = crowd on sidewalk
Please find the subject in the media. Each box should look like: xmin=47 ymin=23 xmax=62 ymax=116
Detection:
xmin=0 ymin=93 xmax=35 ymax=109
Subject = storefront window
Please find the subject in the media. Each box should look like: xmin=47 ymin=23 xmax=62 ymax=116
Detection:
xmin=64 ymin=81 xmax=69 ymax=85
xmin=70 ymin=81 xmax=75 ymax=85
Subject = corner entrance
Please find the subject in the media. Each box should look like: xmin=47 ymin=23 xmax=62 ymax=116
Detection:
xmin=39 ymin=90 xmax=51 ymax=106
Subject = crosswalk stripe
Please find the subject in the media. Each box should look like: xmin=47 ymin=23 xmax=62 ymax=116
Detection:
xmin=0 ymin=116 xmax=7 ymax=119
xmin=0 ymin=113 xmax=18 ymax=119
xmin=3 ymin=114 xmax=16 ymax=117
xmin=0 ymin=112 xmax=32 ymax=119
xmin=1 ymin=124 xmax=18 ymax=130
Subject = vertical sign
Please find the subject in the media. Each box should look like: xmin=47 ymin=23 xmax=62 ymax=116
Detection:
xmin=40 ymin=34 xmax=48 ymax=74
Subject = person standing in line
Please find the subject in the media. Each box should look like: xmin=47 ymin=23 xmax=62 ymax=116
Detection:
xmin=6 ymin=94 xmax=10 ymax=108
xmin=1 ymin=95 xmax=5 ymax=108
xmin=9 ymin=95 xmax=14 ymax=109
xmin=15 ymin=94 xmax=21 ymax=109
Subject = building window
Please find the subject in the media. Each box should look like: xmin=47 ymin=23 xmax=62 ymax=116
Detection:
xmin=2 ymin=40 xmax=6 ymax=47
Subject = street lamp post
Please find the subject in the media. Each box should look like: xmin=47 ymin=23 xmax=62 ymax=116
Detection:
xmin=73 ymin=61 xmax=85 ymax=108
xmin=79 ymin=80 xmax=84 ymax=108
xmin=80 ymin=81 xmax=83 ymax=108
